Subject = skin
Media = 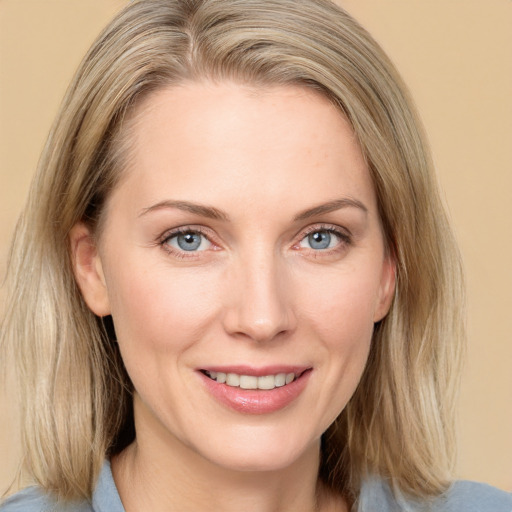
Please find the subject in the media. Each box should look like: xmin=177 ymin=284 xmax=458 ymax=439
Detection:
xmin=71 ymin=82 xmax=395 ymax=512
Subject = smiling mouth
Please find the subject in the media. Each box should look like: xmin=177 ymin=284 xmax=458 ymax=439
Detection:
xmin=201 ymin=370 xmax=309 ymax=390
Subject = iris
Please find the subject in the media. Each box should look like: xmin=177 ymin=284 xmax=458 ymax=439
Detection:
xmin=176 ymin=232 xmax=203 ymax=251
xmin=308 ymin=231 xmax=331 ymax=250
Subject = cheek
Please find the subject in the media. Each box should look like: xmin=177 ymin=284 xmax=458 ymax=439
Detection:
xmin=297 ymin=265 xmax=380 ymax=412
xmin=105 ymin=260 xmax=222 ymax=358
xmin=315 ymin=278 xmax=375 ymax=374
xmin=104 ymin=261 xmax=227 ymax=421
xmin=299 ymin=262 xmax=382 ymax=340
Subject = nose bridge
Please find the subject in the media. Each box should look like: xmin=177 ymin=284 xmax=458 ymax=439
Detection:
xmin=223 ymin=245 xmax=295 ymax=342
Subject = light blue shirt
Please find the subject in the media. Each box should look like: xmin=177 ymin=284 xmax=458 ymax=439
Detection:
xmin=1 ymin=460 xmax=511 ymax=511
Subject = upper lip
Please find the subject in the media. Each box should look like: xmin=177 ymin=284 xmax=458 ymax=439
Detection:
xmin=198 ymin=365 xmax=311 ymax=377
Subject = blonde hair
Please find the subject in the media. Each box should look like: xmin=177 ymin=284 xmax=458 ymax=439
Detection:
xmin=1 ymin=0 xmax=465 ymax=504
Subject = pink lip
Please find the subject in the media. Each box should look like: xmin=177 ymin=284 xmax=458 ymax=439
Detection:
xmin=197 ymin=366 xmax=312 ymax=415
xmin=200 ymin=365 xmax=309 ymax=377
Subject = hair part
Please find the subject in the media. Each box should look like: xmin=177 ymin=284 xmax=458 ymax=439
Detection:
xmin=1 ymin=0 xmax=465 ymax=503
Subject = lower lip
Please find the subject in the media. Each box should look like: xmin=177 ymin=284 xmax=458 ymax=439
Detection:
xmin=199 ymin=371 xmax=311 ymax=414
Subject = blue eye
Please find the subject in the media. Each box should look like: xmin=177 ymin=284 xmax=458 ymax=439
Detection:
xmin=167 ymin=231 xmax=211 ymax=252
xmin=300 ymin=229 xmax=340 ymax=250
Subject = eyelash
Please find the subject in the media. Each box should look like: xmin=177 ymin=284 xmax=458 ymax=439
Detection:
xmin=158 ymin=226 xmax=216 ymax=259
xmin=295 ymin=224 xmax=352 ymax=255
xmin=157 ymin=223 xmax=352 ymax=259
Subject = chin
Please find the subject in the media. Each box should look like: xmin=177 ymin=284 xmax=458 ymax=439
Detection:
xmin=192 ymin=426 xmax=320 ymax=474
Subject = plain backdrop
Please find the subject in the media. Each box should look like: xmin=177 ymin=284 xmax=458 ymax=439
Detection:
xmin=1 ymin=0 xmax=511 ymax=493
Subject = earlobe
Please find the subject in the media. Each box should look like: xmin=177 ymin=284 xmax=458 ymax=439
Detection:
xmin=70 ymin=222 xmax=111 ymax=317
xmin=374 ymin=256 xmax=396 ymax=323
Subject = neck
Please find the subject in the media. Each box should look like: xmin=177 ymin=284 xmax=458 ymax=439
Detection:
xmin=111 ymin=396 xmax=347 ymax=512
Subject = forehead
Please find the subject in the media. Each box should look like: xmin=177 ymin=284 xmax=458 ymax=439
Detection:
xmin=105 ymin=81 xmax=377 ymax=221
xmin=127 ymin=81 xmax=346 ymax=156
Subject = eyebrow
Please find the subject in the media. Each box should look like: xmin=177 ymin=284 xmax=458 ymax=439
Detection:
xmin=138 ymin=197 xmax=367 ymax=222
xmin=138 ymin=200 xmax=229 ymax=221
xmin=293 ymin=198 xmax=368 ymax=221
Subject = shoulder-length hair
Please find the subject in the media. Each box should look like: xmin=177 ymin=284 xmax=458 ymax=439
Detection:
xmin=1 ymin=0 xmax=464 ymax=503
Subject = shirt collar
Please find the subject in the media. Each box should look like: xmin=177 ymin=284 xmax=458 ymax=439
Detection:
xmin=91 ymin=460 xmax=125 ymax=512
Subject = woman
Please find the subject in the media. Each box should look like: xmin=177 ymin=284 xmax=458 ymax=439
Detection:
xmin=1 ymin=0 xmax=510 ymax=510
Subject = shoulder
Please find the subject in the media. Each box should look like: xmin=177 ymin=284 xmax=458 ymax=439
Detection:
xmin=0 ymin=487 xmax=92 ymax=512
xmin=359 ymin=476 xmax=512 ymax=512
xmin=440 ymin=480 xmax=512 ymax=512
xmin=0 ymin=461 xmax=124 ymax=512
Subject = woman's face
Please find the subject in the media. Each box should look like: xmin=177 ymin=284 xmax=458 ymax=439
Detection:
xmin=74 ymin=82 xmax=395 ymax=473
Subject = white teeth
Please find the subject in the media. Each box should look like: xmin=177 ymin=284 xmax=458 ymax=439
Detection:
xmin=226 ymin=373 xmax=240 ymax=386
xmin=257 ymin=375 xmax=276 ymax=390
xmin=275 ymin=373 xmax=286 ymax=387
xmin=205 ymin=371 xmax=299 ymax=389
xmin=239 ymin=375 xmax=258 ymax=389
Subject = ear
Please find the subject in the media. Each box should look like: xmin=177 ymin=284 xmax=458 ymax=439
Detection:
xmin=70 ymin=222 xmax=111 ymax=317
xmin=373 ymin=255 xmax=396 ymax=323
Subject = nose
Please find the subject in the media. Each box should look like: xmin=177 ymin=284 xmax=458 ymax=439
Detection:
xmin=221 ymin=251 xmax=296 ymax=343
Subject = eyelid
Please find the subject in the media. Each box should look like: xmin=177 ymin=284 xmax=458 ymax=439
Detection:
xmin=159 ymin=225 xmax=209 ymax=242
xmin=298 ymin=223 xmax=352 ymax=241
xmin=157 ymin=225 xmax=219 ymax=258
xmin=167 ymin=231 xmax=212 ymax=252
xmin=293 ymin=223 xmax=352 ymax=253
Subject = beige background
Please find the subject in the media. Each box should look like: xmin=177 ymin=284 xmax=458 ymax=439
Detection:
xmin=1 ymin=0 xmax=511 ymax=493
